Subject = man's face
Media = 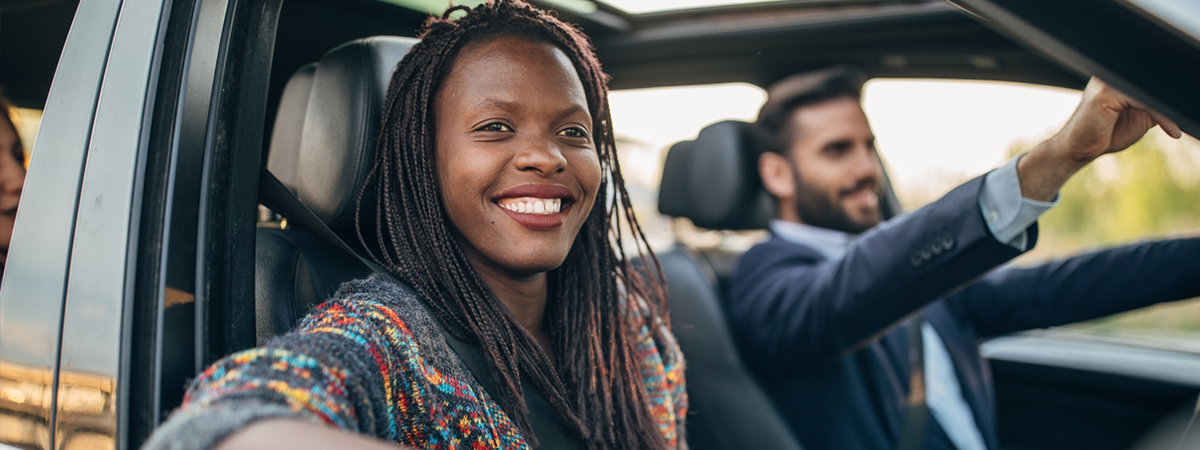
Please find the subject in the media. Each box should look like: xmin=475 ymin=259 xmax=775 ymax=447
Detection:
xmin=784 ymin=97 xmax=884 ymax=234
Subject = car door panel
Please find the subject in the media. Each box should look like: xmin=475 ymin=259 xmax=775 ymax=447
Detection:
xmin=0 ymin=1 xmax=123 ymax=449
xmin=56 ymin=0 xmax=172 ymax=448
xmin=984 ymin=335 xmax=1200 ymax=449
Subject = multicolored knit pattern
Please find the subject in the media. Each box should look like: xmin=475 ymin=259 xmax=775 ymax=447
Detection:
xmin=629 ymin=292 xmax=687 ymax=447
xmin=164 ymin=277 xmax=686 ymax=449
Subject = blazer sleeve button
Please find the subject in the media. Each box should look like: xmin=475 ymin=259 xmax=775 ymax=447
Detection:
xmin=911 ymin=252 xmax=923 ymax=267
xmin=942 ymin=233 xmax=955 ymax=251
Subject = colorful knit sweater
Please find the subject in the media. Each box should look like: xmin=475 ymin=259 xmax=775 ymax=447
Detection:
xmin=143 ymin=277 xmax=687 ymax=450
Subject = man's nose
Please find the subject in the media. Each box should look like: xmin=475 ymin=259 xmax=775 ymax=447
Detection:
xmin=848 ymin=145 xmax=880 ymax=181
xmin=513 ymin=136 xmax=568 ymax=176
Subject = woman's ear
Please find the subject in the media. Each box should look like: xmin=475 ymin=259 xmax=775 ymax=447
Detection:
xmin=759 ymin=151 xmax=795 ymax=201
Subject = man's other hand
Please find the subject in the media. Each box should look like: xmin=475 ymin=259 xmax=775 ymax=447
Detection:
xmin=1017 ymin=77 xmax=1182 ymax=202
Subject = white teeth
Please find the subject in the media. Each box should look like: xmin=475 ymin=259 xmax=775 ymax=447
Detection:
xmin=499 ymin=197 xmax=563 ymax=215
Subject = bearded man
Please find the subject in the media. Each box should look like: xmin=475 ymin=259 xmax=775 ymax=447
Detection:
xmin=728 ymin=66 xmax=1200 ymax=450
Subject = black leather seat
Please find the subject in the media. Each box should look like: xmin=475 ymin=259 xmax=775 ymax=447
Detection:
xmin=254 ymin=36 xmax=418 ymax=344
xmin=656 ymin=120 xmax=803 ymax=450
xmin=266 ymin=63 xmax=317 ymax=194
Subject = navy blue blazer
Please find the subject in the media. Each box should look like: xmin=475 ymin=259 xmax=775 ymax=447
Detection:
xmin=728 ymin=175 xmax=1200 ymax=449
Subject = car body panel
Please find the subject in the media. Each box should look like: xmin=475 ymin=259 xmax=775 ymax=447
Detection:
xmin=0 ymin=0 xmax=123 ymax=448
xmin=56 ymin=0 xmax=172 ymax=448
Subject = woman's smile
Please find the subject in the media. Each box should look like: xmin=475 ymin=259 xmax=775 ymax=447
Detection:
xmin=493 ymin=183 xmax=576 ymax=229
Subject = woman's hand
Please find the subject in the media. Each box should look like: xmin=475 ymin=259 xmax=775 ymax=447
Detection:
xmin=215 ymin=419 xmax=412 ymax=450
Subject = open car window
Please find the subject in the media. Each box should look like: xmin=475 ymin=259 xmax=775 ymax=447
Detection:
xmin=612 ymin=78 xmax=1200 ymax=352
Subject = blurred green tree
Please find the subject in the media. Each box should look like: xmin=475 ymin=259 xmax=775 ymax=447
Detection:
xmin=1008 ymin=132 xmax=1200 ymax=336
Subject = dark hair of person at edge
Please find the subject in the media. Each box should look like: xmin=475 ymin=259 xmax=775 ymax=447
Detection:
xmin=358 ymin=1 xmax=670 ymax=449
xmin=0 ymin=87 xmax=27 ymax=275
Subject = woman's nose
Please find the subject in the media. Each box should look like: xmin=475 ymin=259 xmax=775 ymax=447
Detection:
xmin=513 ymin=137 xmax=567 ymax=176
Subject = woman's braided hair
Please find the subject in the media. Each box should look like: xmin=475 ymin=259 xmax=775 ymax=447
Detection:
xmin=355 ymin=1 xmax=670 ymax=448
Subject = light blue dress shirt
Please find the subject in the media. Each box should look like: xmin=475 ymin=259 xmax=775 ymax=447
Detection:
xmin=768 ymin=155 xmax=1057 ymax=449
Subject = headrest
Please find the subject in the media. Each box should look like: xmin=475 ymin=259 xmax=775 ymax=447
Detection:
xmin=267 ymin=63 xmax=317 ymax=194
xmin=297 ymin=36 xmax=419 ymax=234
xmin=658 ymin=120 xmax=775 ymax=230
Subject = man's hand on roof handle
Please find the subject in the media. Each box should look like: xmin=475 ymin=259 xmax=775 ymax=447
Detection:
xmin=1016 ymin=77 xmax=1182 ymax=202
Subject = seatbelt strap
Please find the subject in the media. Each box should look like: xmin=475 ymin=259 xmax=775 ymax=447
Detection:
xmin=897 ymin=315 xmax=929 ymax=450
xmin=257 ymin=165 xmax=582 ymax=449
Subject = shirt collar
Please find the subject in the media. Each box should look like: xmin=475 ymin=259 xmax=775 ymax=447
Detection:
xmin=769 ymin=219 xmax=854 ymax=260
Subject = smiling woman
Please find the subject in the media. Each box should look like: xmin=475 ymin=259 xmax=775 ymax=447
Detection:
xmin=142 ymin=2 xmax=684 ymax=450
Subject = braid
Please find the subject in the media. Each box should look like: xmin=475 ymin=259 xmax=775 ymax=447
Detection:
xmin=355 ymin=1 xmax=671 ymax=449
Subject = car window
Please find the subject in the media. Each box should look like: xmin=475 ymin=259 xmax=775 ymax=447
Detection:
xmin=610 ymin=82 xmax=767 ymax=249
xmin=610 ymin=78 xmax=1200 ymax=349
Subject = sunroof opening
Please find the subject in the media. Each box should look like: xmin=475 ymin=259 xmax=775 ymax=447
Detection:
xmin=601 ymin=0 xmax=793 ymax=14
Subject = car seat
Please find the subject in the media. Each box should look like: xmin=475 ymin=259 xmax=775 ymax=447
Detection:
xmin=265 ymin=62 xmax=316 ymax=195
xmin=254 ymin=36 xmax=417 ymax=344
xmin=656 ymin=120 xmax=803 ymax=450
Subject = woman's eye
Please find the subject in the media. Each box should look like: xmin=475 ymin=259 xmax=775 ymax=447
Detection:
xmin=479 ymin=122 xmax=513 ymax=132
xmin=558 ymin=127 xmax=589 ymax=138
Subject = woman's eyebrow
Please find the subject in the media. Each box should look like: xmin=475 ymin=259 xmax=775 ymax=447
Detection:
xmin=472 ymin=98 xmax=522 ymax=112
xmin=472 ymin=99 xmax=590 ymax=122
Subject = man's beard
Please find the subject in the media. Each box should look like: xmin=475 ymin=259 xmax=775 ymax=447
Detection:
xmin=791 ymin=168 xmax=881 ymax=235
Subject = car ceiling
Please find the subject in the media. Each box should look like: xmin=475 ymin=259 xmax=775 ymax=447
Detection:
xmin=2 ymin=0 xmax=1082 ymax=113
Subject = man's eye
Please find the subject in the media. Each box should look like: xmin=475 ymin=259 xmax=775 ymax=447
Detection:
xmin=558 ymin=127 xmax=589 ymax=138
xmin=479 ymin=122 xmax=513 ymax=132
xmin=825 ymin=142 xmax=851 ymax=156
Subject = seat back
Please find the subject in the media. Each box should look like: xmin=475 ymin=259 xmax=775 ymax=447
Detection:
xmin=656 ymin=121 xmax=804 ymax=449
xmin=255 ymin=36 xmax=418 ymax=344
xmin=266 ymin=63 xmax=317 ymax=194
xmin=659 ymin=247 xmax=804 ymax=450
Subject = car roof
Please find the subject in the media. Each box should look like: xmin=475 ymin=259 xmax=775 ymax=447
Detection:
xmin=5 ymin=0 xmax=1193 ymax=133
xmin=3 ymin=0 xmax=1077 ymax=111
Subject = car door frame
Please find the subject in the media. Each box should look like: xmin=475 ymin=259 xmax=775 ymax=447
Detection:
xmin=0 ymin=0 xmax=279 ymax=448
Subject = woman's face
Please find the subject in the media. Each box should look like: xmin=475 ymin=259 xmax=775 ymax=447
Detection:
xmin=434 ymin=35 xmax=602 ymax=279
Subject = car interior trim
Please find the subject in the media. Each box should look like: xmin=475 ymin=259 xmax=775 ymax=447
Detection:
xmin=983 ymin=334 xmax=1200 ymax=388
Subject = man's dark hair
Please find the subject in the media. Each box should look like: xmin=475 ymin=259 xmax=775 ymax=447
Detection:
xmin=754 ymin=65 xmax=867 ymax=156
xmin=355 ymin=1 xmax=670 ymax=449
